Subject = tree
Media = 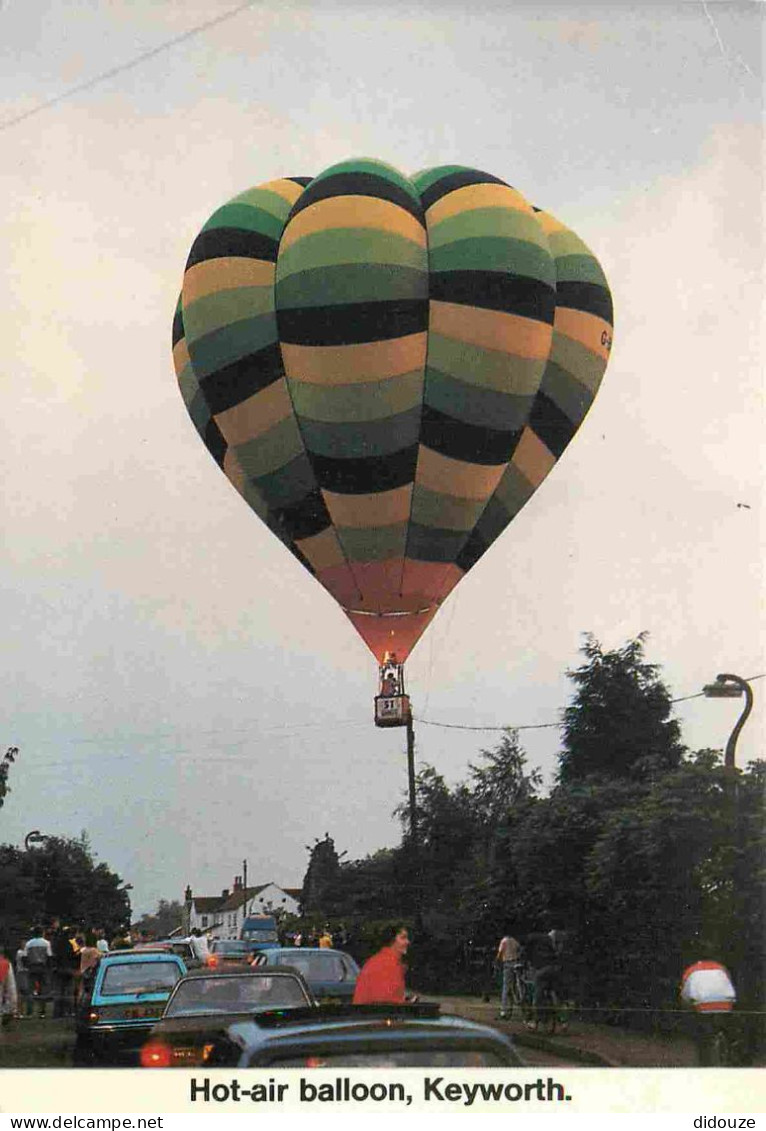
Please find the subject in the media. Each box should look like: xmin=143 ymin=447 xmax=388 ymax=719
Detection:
xmin=133 ymin=899 xmax=184 ymax=939
xmin=558 ymin=633 xmax=685 ymax=783
xmin=0 ymin=833 xmax=131 ymax=949
xmin=0 ymin=746 xmax=19 ymax=809
xmin=301 ymin=834 xmax=341 ymax=916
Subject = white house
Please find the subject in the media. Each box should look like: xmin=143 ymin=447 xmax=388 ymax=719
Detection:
xmin=184 ymin=877 xmax=301 ymax=940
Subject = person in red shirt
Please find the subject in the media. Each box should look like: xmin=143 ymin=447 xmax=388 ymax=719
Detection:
xmin=353 ymin=925 xmax=412 ymax=1004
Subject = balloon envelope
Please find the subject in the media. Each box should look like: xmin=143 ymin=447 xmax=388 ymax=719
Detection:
xmin=173 ymin=159 xmax=613 ymax=662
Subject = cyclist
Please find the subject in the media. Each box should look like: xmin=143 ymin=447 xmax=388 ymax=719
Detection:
xmin=495 ymin=930 xmax=521 ymax=1020
xmin=680 ymin=957 xmax=736 ymax=1066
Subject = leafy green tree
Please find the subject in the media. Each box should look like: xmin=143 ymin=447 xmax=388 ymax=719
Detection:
xmin=559 ymin=634 xmax=685 ymax=783
xmin=0 ymin=833 xmax=131 ymax=949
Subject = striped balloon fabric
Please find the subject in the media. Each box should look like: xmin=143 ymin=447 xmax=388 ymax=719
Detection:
xmin=173 ymin=159 xmax=613 ymax=662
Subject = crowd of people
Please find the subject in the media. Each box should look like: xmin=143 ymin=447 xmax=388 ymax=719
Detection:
xmin=1 ymin=921 xmax=115 ymax=1025
xmin=0 ymin=916 xmax=739 ymax=1065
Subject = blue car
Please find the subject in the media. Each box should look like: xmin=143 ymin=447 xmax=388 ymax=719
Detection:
xmin=252 ymin=948 xmax=359 ymax=1003
xmin=205 ymin=1002 xmax=525 ymax=1067
xmin=74 ymin=950 xmax=187 ymax=1065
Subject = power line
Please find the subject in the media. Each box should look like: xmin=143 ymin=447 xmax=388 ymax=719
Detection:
xmin=1 ymin=0 xmax=259 ymax=133
xmin=416 ymin=673 xmax=766 ymax=733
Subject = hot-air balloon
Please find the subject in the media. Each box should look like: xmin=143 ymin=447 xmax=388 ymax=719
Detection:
xmin=172 ymin=159 xmax=613 ymax=730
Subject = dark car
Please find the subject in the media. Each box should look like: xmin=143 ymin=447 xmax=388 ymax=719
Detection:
xmin=74 ymin=951 xmax=187 ymax=1065
xmin=207 ymin=939 xmax=259 ymax=968
xmin=139 ymin=966 xmax=314 ymax=1068
xmin=204 ymin=1002 xmax=525 ymax=1068
xmin=252 ymin=947 xmax=359 ymax=1002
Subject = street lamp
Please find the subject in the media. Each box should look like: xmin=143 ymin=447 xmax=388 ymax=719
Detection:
xmin=702 ymin=673 xmax=754 ymax=770
xmin=24 ymin=830 xmax=49 ymax=851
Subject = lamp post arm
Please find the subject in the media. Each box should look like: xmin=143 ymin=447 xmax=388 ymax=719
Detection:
xmin=716 ymin=673 xmax=754 ymax=770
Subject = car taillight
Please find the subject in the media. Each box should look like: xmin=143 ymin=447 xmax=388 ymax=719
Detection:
xmin=206 ymin=955 xmax=219 ymax=968
xmin=87 ymin=1010 xmax=100 ymax=1024
xmin=140 ymin=1042 xmax=173 ymax=1068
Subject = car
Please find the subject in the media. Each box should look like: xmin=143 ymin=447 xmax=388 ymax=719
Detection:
xmin=136 ymin=936 xmax=210 ymax=969
xmin=207 ymin=939 xmax=260 ymax=967
xmin=74 ymin=950 xmax=187 ymax=1066
xmin=252 ymin=947 xmax=360 ymax=1002
xmin=203 ymin=1002 xmax=525 ymax=1068
xmin=139 ymin=966 xmax=314 ymax=1067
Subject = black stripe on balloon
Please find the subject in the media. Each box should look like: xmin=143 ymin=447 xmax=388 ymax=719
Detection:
xmin=308 ymin=444 xmax=419 ymax=495
xmin=418 ymin=169 xmax=509 ymax=212
xmin=200 ymin=341 xmax=284 ymax=415
xmin=556 ymin=281 xmax=613 ymax=324
xmin=420 ymin=404 xmax=521 ymax=466
xmin=288 ymin=177 xmax=313 ymax=187
xmin=405 ymin=523 xmax=470 ymax=564
xmin=270 ymin=488 xmax=332 ymax=542
xmin=528 ymin=390 xmax=576 ymax=459
xmin=172 ymin=304 xmax=185 ymax=347
xmin=456 ymin=527 xmax=489 ymax=573
xmin=277 ymin=299 xmax=428 ymax=346
xmin=472 ymin=495 xmax=512 ymax=549
xmin=287 ymin=173 xmax=425 ymax=225
xmin=288 ymin=541 xmax=317 ymax=575
xmin=204 ymin=417 xmax=227 ymax=469
xmin=186 ymin=227 xmax=279 ymax=269
xmin=430 ymin=271 xmax=556 ymax=323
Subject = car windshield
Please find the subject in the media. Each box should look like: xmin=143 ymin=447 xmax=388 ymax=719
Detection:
xmin=244 ymin=929 xmax=278 ymax=943
xmin=275 ymin=952 xmax=351 ymax=982
xmin=165 ymin=974 xmax=309 ymax=1016
xmin=256 ymin=1049 xmax=509 ymax=1067
xmin=211 ymin=941 xmax=253 ymax=955
xmin=100 ymin=962 xmax=182 ymax=997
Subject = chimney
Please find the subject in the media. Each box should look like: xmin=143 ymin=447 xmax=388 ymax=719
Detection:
xmin=184 ymin=885 xmax=192 ymax=902
xmin=234 ymin=876 xmax=243 ymax=891
xmin=221 ymin=889 xmax=230 ymax=899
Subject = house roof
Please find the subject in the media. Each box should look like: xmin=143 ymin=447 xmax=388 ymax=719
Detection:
xmin=189 ymin=883 xmax=301 ymax=915
xmin=190 ymin=897 xmax=222 ymax=913
xmin=217 ymin=884 xmax=269 ymax=912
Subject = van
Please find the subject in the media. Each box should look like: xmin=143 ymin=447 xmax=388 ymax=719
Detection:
xmin=240 ymin=916 xmax=279 ymax=950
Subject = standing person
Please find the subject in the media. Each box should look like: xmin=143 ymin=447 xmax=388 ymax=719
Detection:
xmin=14 ymin=946 xmax=29 ymax=1018
xmin=523 ymin=930 xmax=560 ymax=1031
xmin=680 ymin=958 xmax=737 ymax=1065
xmin=0 ymin=949 xmax=19 ymax=1030
xmin=94 ymin=929 xmax=109 ymax=955
xmin=23 ymin=927 xmax=52 ymax=1018
xmin=319 ymin=927 xmax=333 ymax=949
xmin=353 ymin=925 xmax=414 ymax=1005
xmin=495 ymin=930 xmax=521 ymax=1020
xmin=76 ymin=933 xmax=102 ymax=1007
xmin=51 ymin=922 xmax=78 ymax=1018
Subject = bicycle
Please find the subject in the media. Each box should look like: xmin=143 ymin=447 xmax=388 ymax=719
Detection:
xmin=509 ymin=962 xmax=533 ymax=1022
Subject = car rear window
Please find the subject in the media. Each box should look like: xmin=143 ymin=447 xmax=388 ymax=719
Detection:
xmin=100 ymin=962 xmax=182 ymax=996
xmin=276 ymin=952 xmax=350 ymax=981
xmin=211 ymin=941 xmax=253 ymax=955
xmin=165 ymin=974 xmax=309 ymax=1016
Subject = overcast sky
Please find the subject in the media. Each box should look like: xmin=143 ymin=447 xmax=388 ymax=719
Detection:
xmin=2 ymin=1 xmax=763 ymax=919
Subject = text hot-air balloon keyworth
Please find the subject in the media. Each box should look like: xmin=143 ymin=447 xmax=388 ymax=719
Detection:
xmin=173 ymin=159 xmax=614 ymax=726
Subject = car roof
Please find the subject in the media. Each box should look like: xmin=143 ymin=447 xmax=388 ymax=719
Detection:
xmin=226 ymin=1004 xmax=518 ymax=1059
xmin=101 ymin=950 xmax=185 ymax=965
xmin=258 ymin=948 xmax=353 ymax=959
xmin=176 ymin=965 xmax=310 ymax=982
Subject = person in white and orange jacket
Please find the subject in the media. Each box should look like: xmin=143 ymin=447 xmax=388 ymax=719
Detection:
xmin=680 ymin=959 xmax=736 ymax=1065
